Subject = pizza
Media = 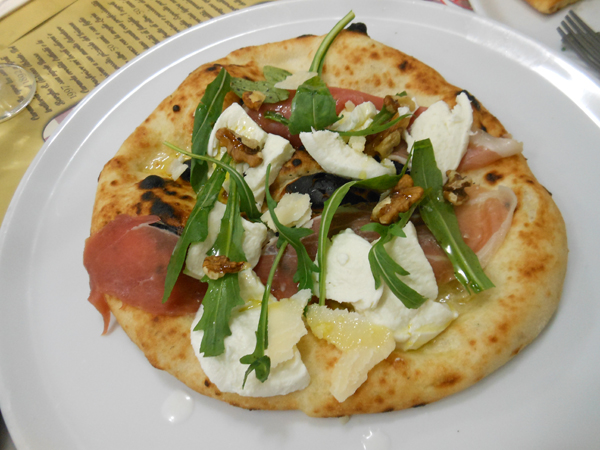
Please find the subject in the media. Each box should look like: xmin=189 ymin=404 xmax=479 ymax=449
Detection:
xmin=83 ymin=13 xmax=567 ymax=417
xmin=523 ymin=0 xmax=580 ymax=14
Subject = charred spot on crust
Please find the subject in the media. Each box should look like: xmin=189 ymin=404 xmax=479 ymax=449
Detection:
xmin=204 ymin=379 xmax=211 ymax=388
xmin=292 ymin=158 xmax=302 ymax=167
xmin=172 ymin=104 xmax=180 ymax=112
xmin=139 ymin=175 xmax=166 ymax=189
xmin=149 ymin=221 xmax=183 ymax=235
xmin=150 ymin=198 xmax=176 ymax=219
xmin=457 ymin=89 xmax=481 ymax=111
xmin=141 ymin=191 xmax=156 ymax=202
xmin=485 ymin=171 xmax=503 ymax=184
xmin=206 ymin=64 xmax=219 ymax=72
xmin=412 ymin=402 xmax=427 ymax=408
xmin=399 ymin=61 xmax=408 ymax=71
xmin=347 ymin=22 xmax=368 ymax=35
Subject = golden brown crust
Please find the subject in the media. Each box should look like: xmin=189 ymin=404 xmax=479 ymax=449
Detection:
xmin=92 ymin=30 xmax=567 ymax=417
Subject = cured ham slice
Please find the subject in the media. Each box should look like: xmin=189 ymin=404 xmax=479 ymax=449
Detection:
xmin=458 ymin=130 xmax=523 ymax=172
xmin=256 ymin=185 xmax=517 ymax=297
xmin=245 ymin=88 xmax=384 ymax=148
xmin=417 ymin=185 xmax=518 ymax=283
xmin=84 ymin=215 xmax=206 ymax=334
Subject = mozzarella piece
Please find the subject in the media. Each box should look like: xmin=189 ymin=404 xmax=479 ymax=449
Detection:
xmin=274 ymin=71 xmax=318 ymax=90
xmin=316 ymin=228 xmax=383 ymax=311
xmin=241 ymin=219 xmax=268 ymax=268
xmin=191 ymin=287 xmax=310 ymax=397
xmin=261 ymin=192 xmax=312 ymax=231
xmin=168 ymin=155 xmax=188 ymax=181
xmin=329 ymin=101 xmax=377 ymax=132
xmin=185 ymin=201 xmax=267 ymax=279
xmin=244 ymin=133 xmax=294 ymax=207
xmin=300 ymin=129 xmax=395 ymax=180
xmin=362 ymin=221 xmax=456 ymax=350
xmin=207 ymin=103 xmax=268 ymax=158
xmin=306 ymin=304 xmax=395 ymax=402
xmin=185 ymin=201 xmax=226 ymax=279
xmin=404 ymin=92 xmax=473 ymax=182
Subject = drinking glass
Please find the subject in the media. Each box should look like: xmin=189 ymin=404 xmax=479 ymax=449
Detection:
xmin=0 ymin=63 xmax=36 ymax=123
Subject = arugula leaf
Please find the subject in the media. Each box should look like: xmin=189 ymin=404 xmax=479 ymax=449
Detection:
xmin=194 ymin=181 xmax=247 ymax=356
xmin=163 ymin=142 xmax=261 ymax=221
xmin=361 ymin=202 xmax=427 ymax=309
xmin=264 ymin=111 xmax=290 ymax=126
xmin=263 ymin=65 xmax=292 ymax=83
xmin=410 ymin=139 xmax=494 ymax=293
xmin=264 ymin=165 xmax=318 ymax=291
xmin=162 ymin=157 xmax=228 ymax=304
xmin=240 ymin=241 xmax=288 ymax=387
xmin=285 ymin=11 xmax=355 ymax=135
xmin=316 ymin=174 xmax=402 ymax=305
xmin=336 ymin=113 xmax=410 ymax=137
xmin=287 ymin=76 xmax=340 ymax=135
xmin=230 ymin=65 xmax=292 ymax=104
xmin=190 ymin=68 xmax=232 ymax=193
xmin=230 ymin=79 xmax=289 ymax=104
xmin=309 ymin=10 xmax=356 ymax=75
xmin=194 ymin=273 xmax=244 ymax=357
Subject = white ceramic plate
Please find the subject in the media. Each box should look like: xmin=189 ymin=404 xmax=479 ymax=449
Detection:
xmin=1 ymin=0 xmax=600 ymax=448
xmin=470 ymin=0 xmax=600 ymax=78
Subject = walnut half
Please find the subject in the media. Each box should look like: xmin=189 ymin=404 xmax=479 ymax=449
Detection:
xmin=215 ymin=128 xmax=263 ymax=167
xmin=371 ymin=174 xmax=424 ymax=225
xmin=443 ymin=170 xmax=472 ymax=206
xmin=203 ymin=255 xmax=247 ymax=280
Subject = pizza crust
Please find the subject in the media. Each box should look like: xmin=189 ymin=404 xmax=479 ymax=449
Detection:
xmin=92 ymin=30 xmax=567 ymax=416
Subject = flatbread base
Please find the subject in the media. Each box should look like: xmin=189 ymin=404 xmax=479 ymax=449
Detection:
xmin=93 ymin=30 xmax=567 ymax=417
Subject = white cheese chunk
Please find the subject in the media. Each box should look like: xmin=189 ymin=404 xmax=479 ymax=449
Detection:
xmin=191 ymin=287 xmax=310 ymax=397
xmin=168 ymin=155 xmax=188 ymax=181
xmin=316 ymin=228 xmax=383 ymax=311
xmin=306 ymin=304 xmax=395 ymax=403
xmin=261 ymin=192 xmax=312 ymax=231
xmin=404 ymin=92 xmax=473 ymax=182
xmin=300 ymin=129 xmax=395 ymax=180
xmin=185 ymin=201 xmax=267 ymax=278
xmin=274 ymin=71 xmax=318 ymax=90
xmin=362 ymin=221 xmax=457 ymax=350
xmin=329 ymin=101 xmax=377 ymax=132
xmin=185 ymin=201 xmax=226 ymax=279
xmin=266 ymin=289 xmax=311 ymax=366
xmin=207 ymin=103 xmax=268 ymax=159
xmin=244 ymin=133 xmax=294 ymax=207
xmin=241 ymin=219 xmax=268 ymax=269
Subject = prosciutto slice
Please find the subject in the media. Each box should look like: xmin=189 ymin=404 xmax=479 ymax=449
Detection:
xmin=417 ymin=185 xmax=518 ymax=283
xmin=458 ymin=130 xmax=523 ymax=172
xmin=255 ymin=185 xmax=517 ymax=297
xmin=84 ymin=215 xmax=206 ymax=334
xmin=245 ymin=87 xmax=385 ymax=148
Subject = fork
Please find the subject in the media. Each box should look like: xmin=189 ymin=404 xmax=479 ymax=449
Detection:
xmin=557 ymin=11 xmax=600 ymax=75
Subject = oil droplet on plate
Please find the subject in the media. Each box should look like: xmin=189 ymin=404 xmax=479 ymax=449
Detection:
xmin=161 ymin=390 xmax=194 ymax=424
xmin=361 ymin=428 xmax=392 ymax=450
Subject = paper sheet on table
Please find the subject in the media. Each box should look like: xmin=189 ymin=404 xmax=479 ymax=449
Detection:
xmin=0 ymin=0 xmax=270 ymax=224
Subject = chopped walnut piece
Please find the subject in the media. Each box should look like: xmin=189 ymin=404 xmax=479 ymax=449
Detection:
xmin=202 ymin=255 xmax=247 ymax=280
xmin=383 ymin=94 xmax=416 ymax=114
xmin=364 ymin=95 xmax=413 ymax=160
xmin=215 ymin=128 xmax=263 ymax=167
xmin=242 ymin=90 xmax=266 ymax=111
xmin=443 ymin=170 xmax=472 ymax=206
xmin=371 ymin=174 xmax=424 ymax=225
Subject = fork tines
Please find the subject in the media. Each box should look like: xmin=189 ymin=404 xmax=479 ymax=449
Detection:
xmin=557 ymin=10 xmax=600 ymax=75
